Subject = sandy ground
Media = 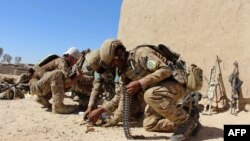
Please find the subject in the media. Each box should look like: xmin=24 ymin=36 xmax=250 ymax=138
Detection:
xmin=1 ymin=74 xmax=250 ymax=141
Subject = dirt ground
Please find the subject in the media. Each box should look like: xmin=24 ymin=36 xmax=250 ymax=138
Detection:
xmin=1 ymin=74 xmax=250 ymax=141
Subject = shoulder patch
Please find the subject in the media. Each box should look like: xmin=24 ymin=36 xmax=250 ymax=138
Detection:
xmin=146 ymin=59 xmax=157 ymax=71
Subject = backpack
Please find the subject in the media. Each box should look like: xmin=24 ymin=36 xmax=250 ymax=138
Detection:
xmin=38 ymin=54 xmax=60 ymax=67
xmin=32 ymin=54 xmax=59 ymax=71
xmin=187 ymin=64 xmax=203 ymax=91
xmin=135 ymin=44 xmax=203 ymax=91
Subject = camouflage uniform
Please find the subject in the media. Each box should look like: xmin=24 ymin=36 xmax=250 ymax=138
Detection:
xmin=29 ymin=57 xmax=75 ymax=114
xmin=0 ymin=73 xmax=30 ymax=100
xmin=101 ymin=81 xmax=145 ymax=126
xmin=101 ymin=83 xmax=122 ymax=123
xmin=82 ymin=49 xmax=123 ymax=123
xmin=120 ymin=47 xmax=188 ymax=132
xmin=71 ymin=74 xmax=94 ymax=110
xmin=81 ymin=49 xmax=116 ymax=109
xmin=62 ymin=50 xmax=95 ymax=110
xmin=87 ymin=70 xmax=116 ymax=110
xmin=18 ymin=72 xmax=31 ymax=84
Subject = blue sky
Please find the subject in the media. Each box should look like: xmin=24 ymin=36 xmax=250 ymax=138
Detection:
xmin=0 ymin=0 xmax=122 ymax=64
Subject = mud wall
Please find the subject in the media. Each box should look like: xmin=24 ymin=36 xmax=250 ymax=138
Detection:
xmin=118 ymin=0 xmax=250 ymax=97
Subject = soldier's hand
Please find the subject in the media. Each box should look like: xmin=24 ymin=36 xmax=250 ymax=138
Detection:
xmin=88 ymin=107 xmax=105 ymax=124
xmin=83 ymin=107 xmax=92 ymax=120
xmin=102 ymin=118 xmax=117 ymax=127
xmin=127 ymin=81 xmax=142 ymax=95
xmin=76 ymin=70 xmax=84 ymax=80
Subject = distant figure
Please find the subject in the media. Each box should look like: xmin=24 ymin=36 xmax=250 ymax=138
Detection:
xmin=29 ymin=47 xmax=83 ymax=114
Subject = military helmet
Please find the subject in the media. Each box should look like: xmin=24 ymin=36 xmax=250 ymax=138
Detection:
xmin=99 ymin=39 xmax=124 ymax=68
xmin=85 ymin=49 xmax=101 ymax=71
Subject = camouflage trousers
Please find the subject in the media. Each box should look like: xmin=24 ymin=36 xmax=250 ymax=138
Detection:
xmin=30 ymin=70 xmax=65 ymax=101
xmin=102 ymin=92 xmax=145 ymax=125
xmin=143 ymin=81 xmax=188 ymax=132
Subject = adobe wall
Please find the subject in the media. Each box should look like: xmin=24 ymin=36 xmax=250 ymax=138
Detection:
xmin=118 ymin=0 xmax=250 ymax=97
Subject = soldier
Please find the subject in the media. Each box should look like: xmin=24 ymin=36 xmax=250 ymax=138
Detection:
xmin=93 ymin=39 xmax=198 ymax=141
xmin=82 ymin=50 xmax=144 ymax=127
xmin=18 ymin=68 xmax=35 ymax=84
xmin=90 ymin=85 xmax=145 ymax=127
xmin=29 ymin=47 xmax=83 ymax=114
xmin=82 ymin=50 xmax=117 ymax=120
xmin=70 ymin=50 xmax=95 ymax=110
xmin=0 ymin=77 xmax=18 ymax=100
xmin=15 ymin=67 xmax=34 ymax=94
xmin=0 ymin=68 xmax=34 ymax=100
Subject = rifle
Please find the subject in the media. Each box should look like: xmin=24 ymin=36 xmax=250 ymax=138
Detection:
xmin=202 ymin=65 xmax=218 ymax=115
xmin=0 ymin=82 xmax=25 ymax=99
xmin=229 ymin=61 xmax=243 ymax=115
xmin=216 ymin=55 xmax=230 ymax=109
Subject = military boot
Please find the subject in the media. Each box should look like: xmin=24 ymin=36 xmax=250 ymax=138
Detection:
xmin=182 ymin=92 xmax=202 ymax=136
xmin=170 ymin=117 xmax=197 ymax=141
xmin=52 ymin=91 xmax=75 ymax=114
xmin=183 ymin=106 xmax=201 ymax=136
xmin=190 ymin=108 xmax=201 ymax=136
xmin=36 ymin=96 xmax=52 ymax=109
xmin=52 ymin=102 xmax=76 ymax=114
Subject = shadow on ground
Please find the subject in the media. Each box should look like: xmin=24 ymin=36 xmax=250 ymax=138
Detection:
xmin=188 ymin=126 xmax=223 ymax=141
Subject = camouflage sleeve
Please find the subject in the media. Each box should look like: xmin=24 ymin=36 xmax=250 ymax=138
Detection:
xmin=101 ymin=92 xmax=121 ymax=113
xmin=17 ymin=73 xmax=29 ymax=83
xmin=112 ymin=93 xmax=123 ymax=121
xmin=101 ymin=80 xmax=123 ymax=113
xmin=121 ymin=74 xmax=131 ymax=85
xmin=137 ymin=50 xmax=172 ymax=90
xmin=88 ymin=79 xmax=102 ymax=108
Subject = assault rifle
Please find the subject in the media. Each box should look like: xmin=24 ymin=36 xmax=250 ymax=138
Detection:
xmin=229 ymin=61 xmax=243 ymax=115
xmin=216 ymin=56 xmax=230 ymax=109
xmin=203 ymin=56 xmax=230 ymax=115
xmin=202 ymin=65 xmax=217 ymax=115
xmin=0 ymin=82 xmax=27 ymax=99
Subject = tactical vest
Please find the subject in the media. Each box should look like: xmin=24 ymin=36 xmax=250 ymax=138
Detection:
xmin=129 ymin=44 xmax=187 ymax=84
xmin=129 ymin=44 xmax=203 ymax=91
xmin=125 ymin=49 xmax=150 ymax=81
